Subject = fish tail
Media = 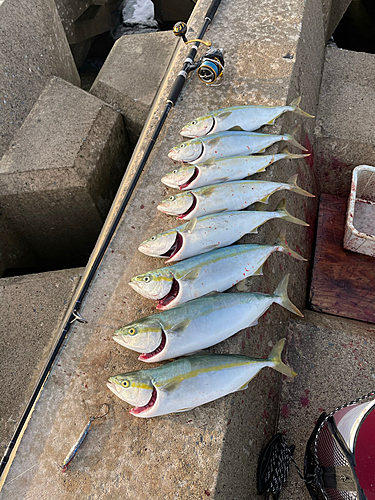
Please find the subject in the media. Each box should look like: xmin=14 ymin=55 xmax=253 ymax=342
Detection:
xmin=279 ymin=146 xmax=310 ymax=160
xmin=268 ymin=339 xmax=297 ymax=378
xmin=287 ymin=174 xmax=315 ymax=198
xmin=275 ymin=228 xmax=307 ymax=261
xmin=273 ymin=274 xmax=303 ymax=317
xmin=284 ymin=124 xmax=307 ymax=151
xmin=275 ymin=198 xmax=309 ymax=226
xmin=289 ymin=96 xmax=315 ymax=118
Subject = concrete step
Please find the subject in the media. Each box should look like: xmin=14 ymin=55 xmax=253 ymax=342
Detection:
xmin=314 ymin=45 xmax=375 ymax=197
xmin=90 ymin=30 xmax=179 ymax=147
xmin=277 ymin=310 xmax=375 ymax=499
xmin=0 ymin=268 xmax=84 ymax=460
xmin=0 ymin=76 xmax=130 ymax=271
xmin=0 ymin=0 xmax=80 ymax=160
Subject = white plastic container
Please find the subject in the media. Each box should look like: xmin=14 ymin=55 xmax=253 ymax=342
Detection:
xmin=344 ymin=165 xmax=375 ymax=256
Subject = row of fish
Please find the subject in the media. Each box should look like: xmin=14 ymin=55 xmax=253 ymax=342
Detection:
xmin=107 ymin=99 xmax=314 ymax=417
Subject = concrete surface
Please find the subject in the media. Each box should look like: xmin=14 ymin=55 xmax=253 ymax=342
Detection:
xmin=0 ymin=268 xmax=83 ymax=460
xmin=314 ymin=45 xmax=375 ymax=197
xmin=0 ymin=0 xmax=325 ymax=497
xmin=0 ymin=76 xmax=130 ymax=270
xmin=0 ymin=0 xmax=80 ymax=160
xmin=325 ymin=0 xmax=351 ymax=40
xmin=277 ymin=310 xmax=375 ymax=499
xmin=90 ymin=31 xmax=179 ymax=147
xmin=54 ymin=0 xmax=122 ymax=45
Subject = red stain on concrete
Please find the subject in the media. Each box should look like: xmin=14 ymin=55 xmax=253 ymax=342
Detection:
xmin=281 ymin=404 xmax=290 ymax=418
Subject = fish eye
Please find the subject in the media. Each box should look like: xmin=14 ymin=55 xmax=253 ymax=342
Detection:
xmin=168 ymin=196 xmax=175 ymax=201
xmin=122 ymin=380 xmax=130 ymax=388
xmin=173 ymin=169 xmax=178 ymax=174
xmin=128 ymin=327 xmax=136 ymax=335
xmin=151 ymin=236 xmax=156 ymax=241
xmin=191 ymin=120 xmax=197 ymax=125
xmin=143 ymin=275 xmax=151 ymax=283
xmin=180 ymin=144 xmax=185 ymax=148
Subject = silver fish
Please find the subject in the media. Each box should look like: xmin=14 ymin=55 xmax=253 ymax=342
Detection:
xmin=115 ymin=275 xmax=303 ymax=362
xmin=107 ymin=338 xmax=296 ymax=417
xmin=168 ymin=130 xmax=307 ymax=164
xmin=180 ymin=97 xmax=314 ymax=137
xmin=129 ymin=229 xmax=306 ymax=310
xmin=139 ymin=199 xmax=308 ymax=262
xmin=157 ymin=175 xmax=314 ymax=220
xmin=162 ymin=148 xmax=309 ymax=190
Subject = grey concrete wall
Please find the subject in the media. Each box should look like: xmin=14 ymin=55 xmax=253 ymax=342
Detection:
xmin=0 ymin=0 xmax=80 ymax=160
xmin=0 ymin=77 xmax=130 ymax=269
xmin=314 ymin=46 xmax=375 ymax=197
xmin=90 ymin=31 xmax=179 ymax=147
xmin=0 ymin=268 xmax=83 ymax=461
xmin=1 ymin=0 xmax=327 ymax=497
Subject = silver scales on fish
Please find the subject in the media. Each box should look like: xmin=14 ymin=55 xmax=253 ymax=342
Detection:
xmin=107 ymin=99 xmax=314 ymax=418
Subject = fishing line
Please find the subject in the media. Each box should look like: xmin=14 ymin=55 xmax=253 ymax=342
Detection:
xmin=0 ymin=0 xmax=222 ymax=485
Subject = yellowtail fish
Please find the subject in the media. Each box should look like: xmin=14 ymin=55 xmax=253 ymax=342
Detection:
xmin=180 ymin=97 xmax=314 ymax=138
xmin=157 ymin=175 xmax=314 ymax=220
xmin=168 ymin=130 xmax=307 ymax=164
xmin=139 ymin=199 xmax=308 ymax=262
xmin=107 ymin=338 xmax=296 ymax=417
xmin=115 ymin=275 xmax=302 ymax=362
xmin=162 ymin=148 xmax=309 ymax=190
xmin=129 ymin=229 xmax=306 ymax=310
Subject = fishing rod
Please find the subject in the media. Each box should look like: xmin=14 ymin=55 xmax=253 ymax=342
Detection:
xmin=0 ymin=0 xmax=222 ymax=483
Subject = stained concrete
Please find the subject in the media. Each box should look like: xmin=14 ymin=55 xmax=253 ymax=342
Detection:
xmin=0 ymin=0 xmax=325 ymax=497
xmin=90 ymin=31 xmax=179 ymax=147
xmin=0 ymin=268 xmax=83 ymax=460
xmin=0 ymin=76 xmax=130 ymax=269
xmin=0 ymin=0 xmax=80 ymax=159
xmin=314 ymin=45 xmax=375 ymax=197
xmin=277 ymin=310 xmax=375 ymax=499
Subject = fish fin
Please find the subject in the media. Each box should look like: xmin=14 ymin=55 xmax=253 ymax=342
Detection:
xmin=253 ymin=265 xmax=263 ymax=276
xmin=207 ymin=137 xmax=220 ymax=147
xmin=182 ymin=349 xmax=204 ymax=356
xmin=183 ymin=217 xmax=197 ymax=233
xmin=237 ymin=382 xmax=249 ymax=391
xmin=256 ymin=165 xmax=270 ymax=172
xmin=216 ymin=111 xmax=232 ymax=121
xmin=284 ymin=125 xmax=308 ymax=151
xmin=267 ymin=338 xmax=297 ymax=378
xmin=267 ymin=118 xmax=276 ymax=125
xmin=275 ymin=198 xmax=309 ymax=226
xmin=160 ymin=379 xmax=183 ymax=394
xmin=202 ymin=157 xmax=216 ymax=166
xmin=216 ymin=176 xmax=230 ymax=183
xmin=199 ymin=185 xmax=217 ymax=196
xmin=273 ymin=275 xmax=303 ymax=317
xmin=275 ymin=228 xmax=307 ymax=261
xmin=228 ymin=125 xmax=244 ymax=131
xmin=169 ymin=319 xmax=192 ymax=335
xmin=175 ymin=407 xmax=196 ymax=413
xmin=210 ymin=208 xmax=228 ymax=214
xmin=287 ymin=174 xmax=315 ymax=198
xmin=201 ymin=290 xmax=221 ymax=298
xmin=279 ymin=146 xmax=310 ymax=160
xmin=248 ymin=318 xmax=258 ymax=327
xmin=289 ymin=96 xmax=315 ymax=118
xmin=182 ymin=267 xmax=201 ymax=282
xmin=249 ymin=228 xmax=258 ymax=234
xmin=204 ymin=243 xmax=221 ymax=250
xmin=258 ymin=193 xmax=272 ymax=203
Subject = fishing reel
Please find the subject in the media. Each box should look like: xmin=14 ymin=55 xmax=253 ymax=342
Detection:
xmin=173 ymin=21 xmax=225 ymax=85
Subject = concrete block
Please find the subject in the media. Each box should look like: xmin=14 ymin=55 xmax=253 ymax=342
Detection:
xmin=0 ymin=0 xmax=80 ymax=160
xmin=54 ymin=0 xmax=122 ymax=45
xmin=90 ymin=31 xmax=178 ymax=147
xmin=314 ymin=46 xmax=375 ymax=197
xmin=0 ymin=76 xmax=130 ymax=269
xmin=277 ymin=310 xmax=375 ymax=499
xmin=326 ymin=0 xmax=351 ymax=39
xmin=0 ymin=268 xmax=83 ymax=459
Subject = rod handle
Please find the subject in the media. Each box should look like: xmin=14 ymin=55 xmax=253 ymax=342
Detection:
xmin=206 ymin=0 xmax=221 ymax=22
xmin=167 ymin=74 xmax=186 ymax=106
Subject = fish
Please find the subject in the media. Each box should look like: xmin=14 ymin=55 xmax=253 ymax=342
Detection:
xmin=180 ymin=97 xmax=314 ymax=138
xmin=157 ymin=174 xmax=314 ymax=220
xmin=129 ymin=228 xmax=306 ymax=310
xmin=168 ymin=130 xmax=307 ymax=164
xmin=139 ymin=199 xmax=308 ymax=262
xmin=114 ymin=275 xmax=302 ymax=362
xmin=107 ymin=338 xmax=296 ymax=417
xmin=162 ymin=148 xmax=310 ymax=190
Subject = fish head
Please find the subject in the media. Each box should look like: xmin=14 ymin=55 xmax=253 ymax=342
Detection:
xmin=157 ymin=192 xmax=194 ymax=216
xmin=138 ymin=230 xmax=177 ymax=258
xmin=161 ymin=165 xmax=197 ymax=189
xmin=180 ymin=114 xmax=215 ymax=138
xmin=107 ymin=371 xmax=154 ymax=407
xmin=113 ymin=319 xmax=163 ymax=354
xmin=168 ymin=139 xmax=203 ymax=163
xmin=129 ymin=269 xmax=172 ymax=300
